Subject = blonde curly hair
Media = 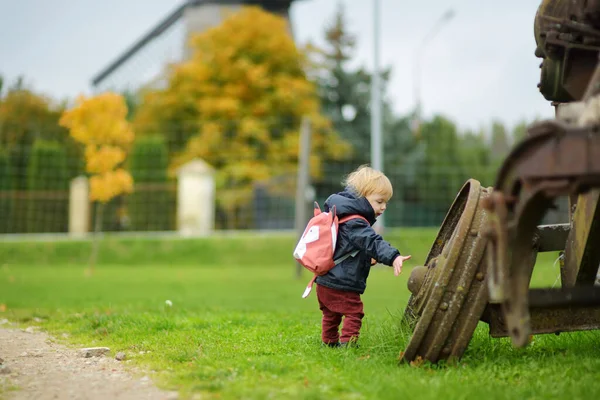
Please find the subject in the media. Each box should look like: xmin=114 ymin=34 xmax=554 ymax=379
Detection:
xmin=343 ymin=165 xmax=393 ymax=200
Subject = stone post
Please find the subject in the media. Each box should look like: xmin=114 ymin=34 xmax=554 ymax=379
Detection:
xmin=69 ymin=176 xmax=90 ymax=236
xmin=176 ymin=159 xmax=215 ymax=236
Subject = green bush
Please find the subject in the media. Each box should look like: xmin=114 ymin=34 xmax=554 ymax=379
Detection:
xmin=0 ymin=149 xmax=14 ymax=233
xmin=128 ymin=135 xmax=175 ymax=231
xmin=26 ymin=139 xmax=69 ymax=233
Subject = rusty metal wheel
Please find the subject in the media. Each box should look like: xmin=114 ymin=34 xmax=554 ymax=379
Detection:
xmin=401 ymin=179 xmax=492 ymax=364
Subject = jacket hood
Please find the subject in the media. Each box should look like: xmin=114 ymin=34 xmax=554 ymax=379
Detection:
xmin=324 ymin=188 xmax=376 ymax=225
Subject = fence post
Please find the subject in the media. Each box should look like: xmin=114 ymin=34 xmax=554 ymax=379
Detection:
xmin=69 ymin=176 xmax=90 ymax=236
xmin=294 ymin=117 xmax=312 ymax=278
xmin=177 ymin=159 xmax=215 ymax=237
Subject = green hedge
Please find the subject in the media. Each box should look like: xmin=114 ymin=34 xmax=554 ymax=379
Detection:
xmin=26 ymin=139 xmax=69 ymax=233
xmin=128 ymin=135 xmax=175 ymax=231
xmin=0 ymin=149 xmax=14 ymax=233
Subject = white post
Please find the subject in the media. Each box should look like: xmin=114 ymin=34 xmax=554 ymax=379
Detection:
xmin=69 ymin=176 xmax=90 ymax=236
xmin=176 ymin=159 xmax=215 ymax=236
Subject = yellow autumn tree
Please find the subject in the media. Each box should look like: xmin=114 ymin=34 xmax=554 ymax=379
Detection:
xmin=134 ymin=6 xmax=350 ymax=228
xmin=59 ymin=92 xmax=134 ymax=273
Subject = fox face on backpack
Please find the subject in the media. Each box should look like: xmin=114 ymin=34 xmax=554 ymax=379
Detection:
xmin=293 ymin=202 xmax=367 ymax=298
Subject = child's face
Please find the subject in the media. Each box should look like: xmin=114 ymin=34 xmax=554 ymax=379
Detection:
xmin=366 ymin=193 xmax=388 ymax=218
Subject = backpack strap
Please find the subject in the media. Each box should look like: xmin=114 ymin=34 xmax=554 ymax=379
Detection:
xmin=302 ymin=275 xmax=318 ymax=298
xmin=338 ymin=214 xmax=369 ymax=224
xmin=333 ymin=214 xmax=369 ymax=265
xmin=333 ymin=250 xmax=359 ymax=265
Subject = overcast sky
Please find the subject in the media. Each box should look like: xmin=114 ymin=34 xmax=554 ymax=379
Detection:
xmin=0 ymin=0 xmax=553 ymax=132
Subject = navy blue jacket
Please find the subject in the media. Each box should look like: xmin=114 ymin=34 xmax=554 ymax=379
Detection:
xmin=315 ymin=189 xmax=401 ymax=294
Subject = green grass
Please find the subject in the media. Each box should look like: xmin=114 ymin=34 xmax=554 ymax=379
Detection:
xmin=1 ymin=230 xmax=599 ymax=399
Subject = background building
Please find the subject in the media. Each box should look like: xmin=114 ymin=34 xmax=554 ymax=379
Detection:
xmin=91 ymin=0 xmax=299 ymax=94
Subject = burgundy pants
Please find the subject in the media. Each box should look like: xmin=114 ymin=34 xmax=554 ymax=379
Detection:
xmin=316 ymin=284 xmax=364 ymax=344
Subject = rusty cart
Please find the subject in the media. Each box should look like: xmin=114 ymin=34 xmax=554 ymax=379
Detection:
xmin=402 ymin=0 xmax=600 ymax=363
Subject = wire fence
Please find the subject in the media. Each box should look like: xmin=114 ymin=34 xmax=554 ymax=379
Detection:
xmin=0 ymin=139 xmax=570 ymax=236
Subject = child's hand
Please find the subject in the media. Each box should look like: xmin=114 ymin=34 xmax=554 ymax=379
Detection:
xmin=371 ymin=258 xmax=377 ymax=266
xmin=393 ymin=255 xmax=412 ymax=276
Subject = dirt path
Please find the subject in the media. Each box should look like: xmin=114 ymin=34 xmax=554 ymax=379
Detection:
xmin=0 ymin=324 xmax=179 ymax=400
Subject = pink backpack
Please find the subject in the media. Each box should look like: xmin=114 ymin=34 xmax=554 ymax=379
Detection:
xmin=293 ymin=202 xmax=368 ymax=298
